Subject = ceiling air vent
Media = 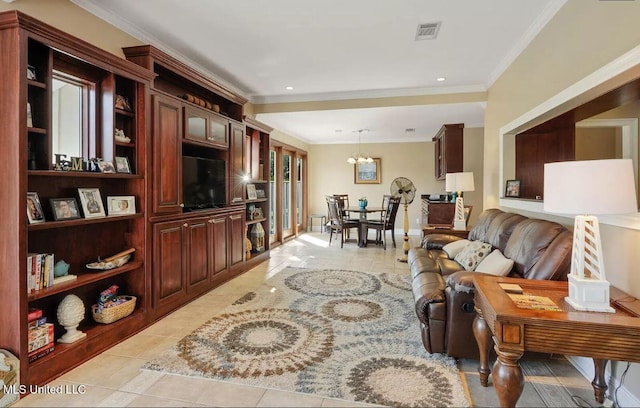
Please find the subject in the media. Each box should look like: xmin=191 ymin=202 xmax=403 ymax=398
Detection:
xmin=415 ymin=22 xmax=441 ymax=41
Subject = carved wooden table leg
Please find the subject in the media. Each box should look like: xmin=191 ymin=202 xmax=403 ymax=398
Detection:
xmin=492 ymin=345 xmax=524 ymax=408
xmin=592 ymin=358 xmax=608 ymax=403
xmin=473 ymin=310 xmax=493 ymax=387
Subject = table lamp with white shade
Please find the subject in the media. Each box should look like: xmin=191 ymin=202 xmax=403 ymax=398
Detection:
xmin=544 ymin=159 xmax=637 ymax=313
xmin=445 ymin=172 xmax=475 ymax=230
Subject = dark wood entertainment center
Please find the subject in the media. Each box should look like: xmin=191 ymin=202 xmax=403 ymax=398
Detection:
xmin=0 ymin=11 xmax=272 ymax=387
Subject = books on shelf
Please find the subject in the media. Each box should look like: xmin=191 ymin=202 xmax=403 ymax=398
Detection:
xmin=27 ymin=310 xmax=55 ymax=362
xmin=28 ymin=342 xmax=54 ymax=363
xmin=28 ymin=322 xmax=53 ymax=353
xmin=26 ymin=253 xmax=54 ymax=292
xmin=53 ymin=274 xmax=78 ymax=285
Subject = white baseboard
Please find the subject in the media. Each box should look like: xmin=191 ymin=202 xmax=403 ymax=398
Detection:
xmin=566 ymin=356 xmax=640 ymax=407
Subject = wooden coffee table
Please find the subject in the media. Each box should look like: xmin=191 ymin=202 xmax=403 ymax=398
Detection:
xmin=472 ymin=275 xmax=640 ymax=408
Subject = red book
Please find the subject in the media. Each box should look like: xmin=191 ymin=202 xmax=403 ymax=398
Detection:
xmin=27 ymin=307 xmax=43 ymax=321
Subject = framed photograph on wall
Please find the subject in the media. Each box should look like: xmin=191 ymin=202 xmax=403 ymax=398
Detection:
xmin=78 ymin=188 xmax=106 ymax=218
xmin=354 ymin=158 xmax=381 ymax=184
xmin=27 ymin=192 xmax=45 ymax=224
xmin=246 ymin=183 xmax=257 ymax=200
xmin=50 ymin=198 xmax=81 ymax=221
xmin=107 ymin=196 xmax=136 ymax=216
xmin=505 ymin=180 xmax=521 ymax=197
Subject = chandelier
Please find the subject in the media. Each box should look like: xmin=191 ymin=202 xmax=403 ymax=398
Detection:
xmin=347 ymin=129 xmax=373 ymax=164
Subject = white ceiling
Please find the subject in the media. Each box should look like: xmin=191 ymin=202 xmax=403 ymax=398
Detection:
xmin=73 ymin=0 xmax=566 ymax=144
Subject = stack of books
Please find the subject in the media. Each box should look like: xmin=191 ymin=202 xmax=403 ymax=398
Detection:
xmin=27 ymin=308 xmax=54 ymax=362
xmin=26 ymin=253 xmax=54 ymax=292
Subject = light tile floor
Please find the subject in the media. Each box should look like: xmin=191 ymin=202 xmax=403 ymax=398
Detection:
xmin=14 ymin=232 xmax=596 ymax=407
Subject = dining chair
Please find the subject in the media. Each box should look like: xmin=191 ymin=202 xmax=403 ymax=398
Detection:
xmin=326 ymin=195 xmax=359 ymax=248
xmin=333 ymin=194 xmax=359 ymax=236
xmin=363 ymin=196 xmax=400 ymax=250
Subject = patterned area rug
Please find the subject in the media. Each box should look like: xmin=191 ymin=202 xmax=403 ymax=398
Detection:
xmin=143 ymin=267 xmax=469 ymax=407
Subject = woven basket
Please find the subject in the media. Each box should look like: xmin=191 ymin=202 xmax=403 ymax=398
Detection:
xmin=91 ymin=295 xmax=136 ymax=324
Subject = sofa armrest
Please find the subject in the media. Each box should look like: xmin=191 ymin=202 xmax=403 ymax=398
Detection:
xmin=420 ymin=233 xmax=465 ymax=250
xmin=446 ymin=270 xmax=499 ymax=294
xmin=412 ymin=272 xmax=446 ymax=324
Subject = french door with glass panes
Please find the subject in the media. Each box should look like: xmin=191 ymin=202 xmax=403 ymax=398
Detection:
xmin=269 ymin=142 xmax=307 ymax=245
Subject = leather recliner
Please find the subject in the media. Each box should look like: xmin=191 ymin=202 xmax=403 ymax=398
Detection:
xmin=408 ymin=209 xmax=572 ymax=358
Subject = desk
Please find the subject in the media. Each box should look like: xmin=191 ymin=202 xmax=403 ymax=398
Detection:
xmin=347 ymin=206 xmax=383 ymax=247
xmin=421 ymin=224 xmax=470 ymax=239
xmin=472 ymin=275 xmax=640 ymax=408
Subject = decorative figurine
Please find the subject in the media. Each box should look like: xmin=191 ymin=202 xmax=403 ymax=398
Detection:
xmin=56 ymin=294 xmax=87 ymax=343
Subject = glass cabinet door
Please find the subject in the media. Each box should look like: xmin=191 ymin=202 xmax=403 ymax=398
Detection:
xmin=209 ymin=114 xmax=229 ymax=148
xmin=185 ymin=108 xmax=207 ymax=143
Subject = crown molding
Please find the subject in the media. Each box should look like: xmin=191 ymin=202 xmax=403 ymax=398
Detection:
xmin=70 ymin=0 xmax=250 ymax=100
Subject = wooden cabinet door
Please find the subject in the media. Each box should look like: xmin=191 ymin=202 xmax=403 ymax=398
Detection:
xmin=229 ymin=211 xmax=245 ymax=268
xmin=229 ymin=122 xmax=246 ymax=204
xmin=210 ymin=215 xmax=228 ymax=277
xmin=184 ymin=106 xmax=208 ymax=144
xmin=427 ymin=202 xmax=455 ymax=225
xmin=152 ymin=95 xmax=183 ymax=214
xmin=152 ymin=220 xmax=187 ymax=315
xmin=186 ymin=217 xmax=210 ymax=294
xmin=209 ymin=113 xmax=229 ymax=148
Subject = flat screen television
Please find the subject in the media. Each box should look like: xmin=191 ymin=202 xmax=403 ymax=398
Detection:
xmin=182 ymin=156 xmax=226 ymax=211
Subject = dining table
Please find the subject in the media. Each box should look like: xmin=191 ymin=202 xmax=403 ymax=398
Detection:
xmin=346 ymin=206 xmax=384 ymax=247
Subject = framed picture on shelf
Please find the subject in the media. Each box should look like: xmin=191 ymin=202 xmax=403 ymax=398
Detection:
xmin=114 ymin=156 xmax=131 ymax=174
xmin=256 ymin=189 xmax=266 ymax=199
xmin=505 ymin=180 xmax=521 ymax=197
xmin=50 ymin=198 xmax=81 ymax=221
xmin=27 ymin=192 xmax=45 ymax=224
xmin=96 ymin=159 xmax=116 ymax=174
xmin=78 ymin=188 xmax=106 ymax=218
xmin=26 ymin=102 xmax=33 ymax=128
xmin=107 ymin=196 xmax=136 ymax=216
xmin=246 ymin=183 xmax=257 ymax=200
xmin=115 ymin=94 xmax=132 ymax=111
xmin=354 ymin=158 xmax=381 ymax=184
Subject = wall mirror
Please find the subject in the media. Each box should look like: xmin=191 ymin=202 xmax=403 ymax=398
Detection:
xmin=51 ymin=71 xmax=96 ymax=164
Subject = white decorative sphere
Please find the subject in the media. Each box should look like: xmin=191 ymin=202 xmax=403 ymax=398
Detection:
xmin=57 ymin=294 xmax=85 ymax=327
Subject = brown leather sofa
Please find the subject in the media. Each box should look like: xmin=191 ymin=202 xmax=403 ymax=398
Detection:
xmin=409 ymin=208 xmax=572 ymax=358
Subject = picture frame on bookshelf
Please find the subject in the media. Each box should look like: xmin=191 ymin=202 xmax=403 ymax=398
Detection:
xmin=107 ymin=196 xmax=136 ymax=216
xmin=115 ymin=94 xmax=132 ymax=112
xmin=256 ymin=189 xmax=266 ymax=199
xmin=114 ymin=156 xmax=131 ymax=174
xmin=27 ymin=192 xmax=45 ymax=224
xmin=50 ymin=198 xmax=81 ymax=221
xmin=78 ymin=188 xmax=106 ymax=218
xmin=96 ymin=159 xmax=116 ymax=174
xmin=246 ymin=183 xmax=257 ymax=200
xmin=505 ymin=179 xmax=521 ymax=198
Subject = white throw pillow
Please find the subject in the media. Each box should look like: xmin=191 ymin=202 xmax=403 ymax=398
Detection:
xmin=442 ymin=239 xmax=471 ymax=259
xmin=475 ymin=249 xmax=514 ymax=276
xmin=454 ymin=241 xmax=492 ymax=271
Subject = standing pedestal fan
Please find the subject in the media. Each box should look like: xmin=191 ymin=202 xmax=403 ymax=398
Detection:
xmin=390 ymin=177 xmax=416 ymax=262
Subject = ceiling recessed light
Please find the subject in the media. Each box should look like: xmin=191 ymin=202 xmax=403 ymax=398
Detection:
xmin=285 ymin=86 xmax=294 ymax=90
xmin=436 ymin=77 xmax=446 ymax=82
